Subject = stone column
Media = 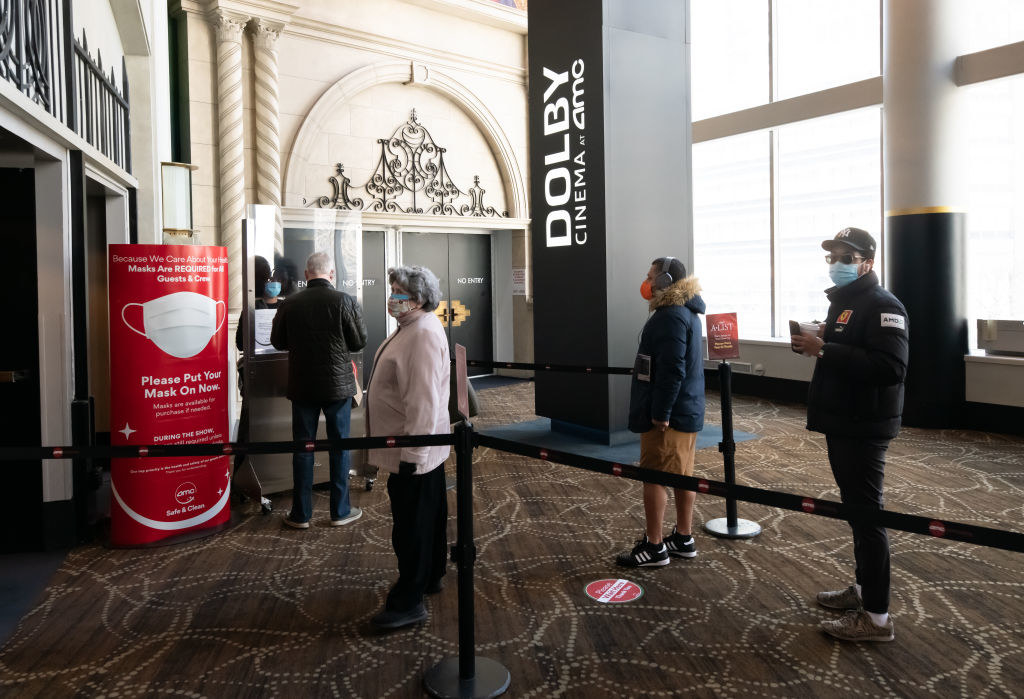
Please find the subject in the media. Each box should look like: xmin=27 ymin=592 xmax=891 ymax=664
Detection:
xmin=252 ymin=19 xmax=284 ymax=255
xmin=213 ymin=11 xmax=248 ymax=312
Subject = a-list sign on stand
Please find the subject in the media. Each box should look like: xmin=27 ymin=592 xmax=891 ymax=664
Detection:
xmin=108 ymin=244 xmax=232 ymax=546
xmin=706 ymin=312 xmax=740 ymax=361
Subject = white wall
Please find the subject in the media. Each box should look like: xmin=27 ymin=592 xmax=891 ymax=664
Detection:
xmin=73 ymin=0 xmax=126 ymax=91
xmin=289 ymin=81 xmax=507 ymax=213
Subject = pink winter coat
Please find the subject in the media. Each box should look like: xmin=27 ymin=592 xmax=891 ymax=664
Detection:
xmin=366 ymin=310 xmax=451 ymax=474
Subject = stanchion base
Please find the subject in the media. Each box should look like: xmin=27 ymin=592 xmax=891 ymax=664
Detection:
xmin=704 ymin=518 xmax=762 ymax=539
xmin=423 ymin=656 xmax=510 ymax=699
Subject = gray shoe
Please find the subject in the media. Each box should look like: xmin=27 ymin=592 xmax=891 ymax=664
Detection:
xmin=816 ymin=585 xmax=862 ymax=610
xmin=821 ymin=609 xmax=894 ymax=642
xmin=371 ymin=603 xmax=428 ymax=630
xmin=330 ymin=507 xmax=362 ymax=526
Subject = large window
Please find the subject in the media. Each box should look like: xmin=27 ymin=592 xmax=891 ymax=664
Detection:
xmin=692 ymin=1 xmax=1024 ymax=341
xmin=691 ymin=0 xmax=881 ymax=338
xmin=775 ymin=0 xmax=880 ymax=100
xmin=776 ymin=109 xmax=882 ymax=326
xmin=692 ymin=133 xmax=772 ymax=337
xmin=961 ymin=0 xmax=1024 ymax=55
xmin=964 ymin=75 xmax=1024 ymax=328
xmin=690 ymin=0 xmax=768 ymax=121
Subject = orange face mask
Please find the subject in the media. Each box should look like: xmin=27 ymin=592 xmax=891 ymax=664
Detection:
xmin=640 ymin=279 xmax=654 ymax=300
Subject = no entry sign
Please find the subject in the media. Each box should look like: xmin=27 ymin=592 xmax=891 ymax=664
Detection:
xmin=585 ymin=579 xmax=644 ymax=604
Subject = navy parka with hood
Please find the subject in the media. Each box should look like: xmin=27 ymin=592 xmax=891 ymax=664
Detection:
xmin=628 ymin=276 xmax=706 ymax=434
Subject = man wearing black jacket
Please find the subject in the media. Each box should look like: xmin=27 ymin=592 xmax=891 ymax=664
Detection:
xmin=271 ymin=251 xmax=367 ymax=529
xmin=792 ymin=227 xmax=909 ymax=643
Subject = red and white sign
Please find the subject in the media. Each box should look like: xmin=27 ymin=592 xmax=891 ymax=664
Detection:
xmin=585 ymin=579 xmax=644 ymax=604
xmin=108 ymin=244 xmax=231 ymax=546
xmin=706 ymin=313 xmax=740 ymax=360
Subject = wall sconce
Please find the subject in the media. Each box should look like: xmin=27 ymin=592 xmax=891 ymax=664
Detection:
xmin=161 ymin=161 xmax=199 ymax=240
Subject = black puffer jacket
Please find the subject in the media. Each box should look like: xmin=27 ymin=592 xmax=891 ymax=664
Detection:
xmin=807 ymin=271 xmax=909 ymax=439
xmin=270 ymin=278 xmax=367 ymax=404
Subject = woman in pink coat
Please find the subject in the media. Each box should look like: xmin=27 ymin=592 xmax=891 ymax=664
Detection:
xmin=366 ymin=265 xmax=451 ymax=630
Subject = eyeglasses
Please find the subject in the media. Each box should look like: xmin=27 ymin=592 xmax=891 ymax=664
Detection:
xmin=825 ymin=253 xmax=864 ymax=265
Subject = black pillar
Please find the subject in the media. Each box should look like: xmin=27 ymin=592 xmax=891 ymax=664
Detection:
xmin=886 ymin=211 xmax=967 ymax=427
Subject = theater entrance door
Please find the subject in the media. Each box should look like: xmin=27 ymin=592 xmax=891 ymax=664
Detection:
xmin=401 ymin=232 xmax=493 ymax=376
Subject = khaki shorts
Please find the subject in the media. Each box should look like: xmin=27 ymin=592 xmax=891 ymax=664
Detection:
xmin=640 ymin=428 xmax=697 ymax=477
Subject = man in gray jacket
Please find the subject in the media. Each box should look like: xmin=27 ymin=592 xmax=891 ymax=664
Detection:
xmin=271 ymin=251 xmax=367 ymax=528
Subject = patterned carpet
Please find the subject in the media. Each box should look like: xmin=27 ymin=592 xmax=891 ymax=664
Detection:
xmin=1 ymin=383 xmax=1022 ymax=697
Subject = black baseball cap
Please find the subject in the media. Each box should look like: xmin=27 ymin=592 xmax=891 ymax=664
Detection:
xmin=821 ymin=227 xmax=877 ymax=258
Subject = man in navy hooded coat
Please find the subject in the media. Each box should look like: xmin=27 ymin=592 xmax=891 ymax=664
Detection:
xmin=617 ymin=257 xmax=706 ymax=568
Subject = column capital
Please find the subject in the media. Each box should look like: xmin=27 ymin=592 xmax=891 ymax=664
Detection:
xmin=211 ymin=11 xmax=248 ymax=43
xmin=202 ymin=0 xmax=299 ymax=26
xmin=251 ymin=18 xmax=284 ymax=49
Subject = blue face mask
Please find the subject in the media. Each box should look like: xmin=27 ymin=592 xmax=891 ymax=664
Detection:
xmin=828 ymin=262 xmax=860 ymax=288
xmin=264 ymin=281 xmax=282 ymax=298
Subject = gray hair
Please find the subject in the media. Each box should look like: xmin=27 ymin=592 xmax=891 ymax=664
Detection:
xmin=305 ymin=251 xmax=334 ymax=277
xmin=389 ymin=265 xmax=442 ymax=311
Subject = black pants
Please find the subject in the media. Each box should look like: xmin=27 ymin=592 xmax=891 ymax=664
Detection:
xmin=386 ymin=464 xmax=448 ymax=611
xmin=826 ymin=434 xmax=891 ymax=614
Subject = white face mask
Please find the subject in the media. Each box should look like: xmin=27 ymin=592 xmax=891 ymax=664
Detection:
xmin=123 ymin=291 xmax=225 ymax=358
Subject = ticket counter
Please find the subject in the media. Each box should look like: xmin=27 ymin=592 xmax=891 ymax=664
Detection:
xmin=237 ymin=205 xmax=368 ymax=498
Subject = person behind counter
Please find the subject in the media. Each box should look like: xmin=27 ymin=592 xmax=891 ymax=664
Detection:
xmin=234 ymin=256 xmax=281 ymax=353
xmin=232 ymin=255 xmax=272 ymax=500
xmin=366 ymin=264 xmax=451 ymax=630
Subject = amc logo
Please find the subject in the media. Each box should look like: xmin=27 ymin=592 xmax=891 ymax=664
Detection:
xmin=175 ymin=482 xmax=198 ymax=505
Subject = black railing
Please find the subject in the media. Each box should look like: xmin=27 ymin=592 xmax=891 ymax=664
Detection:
xmin=0 ymin=1 xmax=131 ymax=172
xmin=72 ymin=32 xmax=130 ymax=171
xmin=0 ymin=0 xmax=69 ymax=120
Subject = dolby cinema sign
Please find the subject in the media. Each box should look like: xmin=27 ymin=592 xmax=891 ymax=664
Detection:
xmin=528 ymin=0 xmax=610 ymax=426
xmin=537 ymin=61 xmax=589 ymax=248
xmin=528 ymin=1 xmax=605 ymax=255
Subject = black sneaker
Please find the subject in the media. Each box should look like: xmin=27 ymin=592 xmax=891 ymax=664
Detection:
xmin=664 ymin=527 xmax=697 ymax=558
xmin=615 ymin=534 xmax=670 ymax=568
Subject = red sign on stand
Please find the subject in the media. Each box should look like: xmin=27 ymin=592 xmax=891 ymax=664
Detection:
xmin=108 ymin=244 xmax=231 ymax=546
xmin=706 ymin=312 xmax=740 ymax=361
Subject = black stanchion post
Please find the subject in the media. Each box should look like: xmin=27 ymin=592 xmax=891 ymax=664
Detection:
xmin=423 ymin=421 xmax=510 ymax=698
xmin=704 ymin=361 xmax=762 ymax=539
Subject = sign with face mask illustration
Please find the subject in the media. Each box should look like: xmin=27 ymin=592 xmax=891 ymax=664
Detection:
xmin=122 ymin=291 xmax=226 ymax=358
xmin=108 ymin=244 xmax=231 ymax=546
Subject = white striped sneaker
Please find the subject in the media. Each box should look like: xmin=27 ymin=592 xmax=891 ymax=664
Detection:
xmin=664 ymin=527 xmax=697 ymax=558
xmin=615 ymin=534 xmax=670 ymax=568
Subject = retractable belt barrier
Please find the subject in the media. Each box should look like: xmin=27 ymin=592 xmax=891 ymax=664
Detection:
xmin=465 ymin=359 xmax=634 ymax=374
xmin=0 ymin=360 xmax=1020 ymax=553
xmin=477 ymin=434 xmax=1024 ymax=554
xmin=0 ymin=434 xmax=455 ymax=462
xmin=6 ymin=429 xmax=1016 ymax=553
xmin=3 ymin=359 xmax=1022 ymax=698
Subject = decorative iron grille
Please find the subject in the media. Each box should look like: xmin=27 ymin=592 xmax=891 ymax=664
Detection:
xmin=306 ymin=110 xmax=508 ymax=218
xmin=0 ymin=0 xmax=68 ymax=120
xmin=0 ymin=3 xmax=131 ymax=173
xmin=72 ymin=31 xmax=130 ymax=171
